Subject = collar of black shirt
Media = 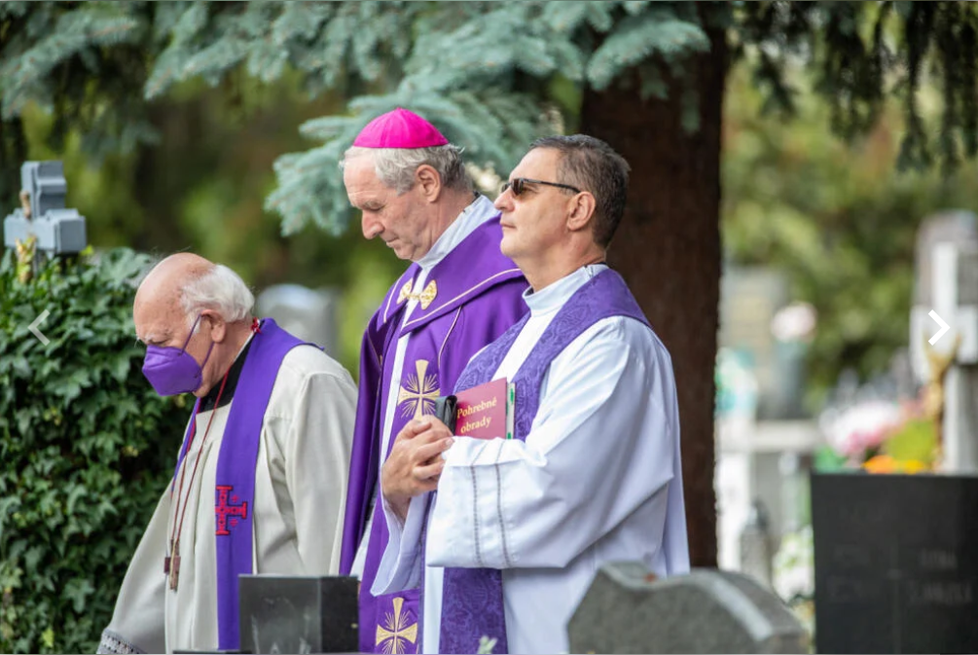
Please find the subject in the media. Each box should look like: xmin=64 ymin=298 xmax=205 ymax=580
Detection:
xmin=199 ymin=337 xmax=253 ymax=412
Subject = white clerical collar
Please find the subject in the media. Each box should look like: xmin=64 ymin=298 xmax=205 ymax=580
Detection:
xmin=523 ymin=263 xmax=610 ymax=316
xmin=416 ymin=195 xmax=496 ymax=272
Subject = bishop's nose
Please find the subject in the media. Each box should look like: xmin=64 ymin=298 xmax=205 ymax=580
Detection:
xmin=362 ymin=214 xmax=383 ymax=240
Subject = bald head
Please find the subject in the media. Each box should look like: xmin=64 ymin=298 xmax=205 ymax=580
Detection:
xmin=135 ymin=253 xmax=214 ymax=326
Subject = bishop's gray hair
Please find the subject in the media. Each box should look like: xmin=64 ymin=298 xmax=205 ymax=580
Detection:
xmin=180 ymin=264 xmax=255 ymax=330
xmin=342 ymin=144 xmax=473 ymax=194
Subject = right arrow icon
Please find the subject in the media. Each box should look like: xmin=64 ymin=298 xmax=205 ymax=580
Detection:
xmin=928 ymin=310 xmax=950 ymax=345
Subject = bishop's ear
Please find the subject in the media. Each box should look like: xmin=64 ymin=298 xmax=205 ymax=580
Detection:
xmin=415 ymin=164 xmax=443 ymax=203
xmin=566 ymin=191 xmax=597 ymax=233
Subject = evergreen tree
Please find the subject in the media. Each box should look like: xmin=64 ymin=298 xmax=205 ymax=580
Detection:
xmin=4 ymin=1 xmax=978 ymax=568
xmin=0 ymin=1 xmax=158 ymax=202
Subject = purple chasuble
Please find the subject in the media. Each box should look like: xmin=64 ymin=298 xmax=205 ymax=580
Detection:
xmin=341 ymin=213 xmax=529 ymax=654
xmin=172 ymin=319 xmax=309 ymax=651
xmin=439 ymin=269 xmax=650 ymax=654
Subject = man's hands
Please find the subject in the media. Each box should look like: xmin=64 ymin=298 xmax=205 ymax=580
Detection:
xmin=382 ymin=417 xmax=454 ymax=522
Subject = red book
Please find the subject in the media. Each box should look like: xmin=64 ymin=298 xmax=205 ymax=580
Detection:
xmin=454 ymin=377 xmax=515 ymax=440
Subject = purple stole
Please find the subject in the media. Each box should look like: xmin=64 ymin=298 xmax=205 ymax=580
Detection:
xmin=341 ymin=211 xmax=529 ymax=654
xmin=173 ymin=319 xmax=308 ymax=651
xmin=440 ymin=269 xmax=650 ymax=654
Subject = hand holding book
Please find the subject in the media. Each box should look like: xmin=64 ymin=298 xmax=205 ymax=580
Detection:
xmin=434 ymin=377 xmax=515 ymax=440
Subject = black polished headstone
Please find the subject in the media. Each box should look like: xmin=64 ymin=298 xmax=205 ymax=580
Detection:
xmin=238 ymin=575 xmax=358 ymax=654
xmin=812 ymin=472 xmax=978 ymax=654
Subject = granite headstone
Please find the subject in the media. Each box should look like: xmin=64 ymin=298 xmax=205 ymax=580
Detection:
xmin=568 ymin=563 xmax=808 ymax=654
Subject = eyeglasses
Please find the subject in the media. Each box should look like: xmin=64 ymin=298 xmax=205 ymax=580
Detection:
xmin=501 ymin=177 xmax=582 ymax=197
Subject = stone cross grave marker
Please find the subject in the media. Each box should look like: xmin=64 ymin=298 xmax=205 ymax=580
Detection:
xmin=910 ymin=210 xmax=978 ymax=471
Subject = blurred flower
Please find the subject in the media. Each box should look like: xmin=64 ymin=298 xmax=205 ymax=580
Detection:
xmin=816 ymin=390 xmax=938 ymax=473
xmin=863 ymin=455 xmax=928 ymax=474
xmin=819 ymin=399 xmax=902 ymax=460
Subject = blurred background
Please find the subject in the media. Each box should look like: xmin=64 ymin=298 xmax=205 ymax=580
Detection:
xmin=3 ymin=2 xmax=978 ymax=651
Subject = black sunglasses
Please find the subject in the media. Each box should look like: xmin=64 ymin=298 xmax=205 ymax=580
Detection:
xmin=501 ymin=177 xmax=582 ymax=196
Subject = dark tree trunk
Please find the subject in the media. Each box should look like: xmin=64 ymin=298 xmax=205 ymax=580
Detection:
xmin=578 ymin=22 xmax=728 ymax=568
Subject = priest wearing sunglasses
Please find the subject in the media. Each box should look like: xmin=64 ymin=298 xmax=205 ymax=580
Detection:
xmin=374 ymin=135 xmax=690 ymax=654
xmin=339 ymin=109 xmax=529 ymax=654
xmin=98 ymin=254 xmax=357 ymax=654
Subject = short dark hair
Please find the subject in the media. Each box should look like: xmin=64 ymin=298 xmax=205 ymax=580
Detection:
xmin=529 ymin=134 xmax=630 ymax=247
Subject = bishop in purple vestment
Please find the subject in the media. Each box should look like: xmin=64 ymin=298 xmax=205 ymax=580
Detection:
xmin=340 ymin=109 xmax=528 ymax=654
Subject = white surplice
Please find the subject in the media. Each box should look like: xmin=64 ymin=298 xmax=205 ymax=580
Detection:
xmin=373 ymin=264 xmax=690 ymax=654
xmin=98 ymin=343 xmax=358 ymax=654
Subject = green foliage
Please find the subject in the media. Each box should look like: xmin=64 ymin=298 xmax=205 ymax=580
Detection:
xmin=144 ymin=2 xmax=421 ymax=100
xmin=0 ymin=2 xmax=145 ymax=120
xmin=735 ymin=2 xmax=978 ymax=174
xmin=0 ymin=1 xmax=158 ymax=204
xmin=0 ymin=248 xmax=187 ymax=654
xmin=723 ymin=61 xmax=978 ymax=403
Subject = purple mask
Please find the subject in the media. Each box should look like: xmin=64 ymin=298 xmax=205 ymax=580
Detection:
xmin=141 ymin=314 xmax=216 ymax=396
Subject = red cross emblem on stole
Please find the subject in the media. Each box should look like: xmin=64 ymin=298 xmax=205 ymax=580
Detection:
xmin=215 ymin=485 xmax=248 ymax=536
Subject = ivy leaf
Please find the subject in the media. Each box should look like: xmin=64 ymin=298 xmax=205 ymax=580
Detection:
xmin=63 ymin=578 xmax=95 ymax=614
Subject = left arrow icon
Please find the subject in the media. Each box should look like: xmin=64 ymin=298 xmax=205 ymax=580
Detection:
xmin=29 ymin=309 xmax=51 ymax=345
xmin=928 ymin=310 xmax=950 ymax=345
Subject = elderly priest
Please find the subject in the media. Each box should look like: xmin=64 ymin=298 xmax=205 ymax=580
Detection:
xmin=97 ymin=254 xmax=357 ymax=654
xmin=374 ymin=135 xmax=690 ymax=654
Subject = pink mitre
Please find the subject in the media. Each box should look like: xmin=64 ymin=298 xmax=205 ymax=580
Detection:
xmin=352 ymin=107 xmax=449 ymax=149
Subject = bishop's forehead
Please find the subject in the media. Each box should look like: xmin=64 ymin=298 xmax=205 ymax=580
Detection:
xmin=343 ymin=155 xmax=381 ymax=187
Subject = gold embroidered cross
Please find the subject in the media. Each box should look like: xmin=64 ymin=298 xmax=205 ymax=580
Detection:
xmin=397 ymin=359 xmax=439 ymax=419
xmin=375 ymin=596 xmax=418 ymax=654
xmin=397 ymin=279 xmax=438 ymax=310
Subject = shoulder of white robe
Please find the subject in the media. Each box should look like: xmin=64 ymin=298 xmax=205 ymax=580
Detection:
xmin=276 ymin=344 xmax=352 ymax=383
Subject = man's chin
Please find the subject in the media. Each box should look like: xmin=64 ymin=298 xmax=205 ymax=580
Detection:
xmin=499 ymin=237 xmax=517 ymax=260
xmin=387 ymin=242 xmax=412 ymax=260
